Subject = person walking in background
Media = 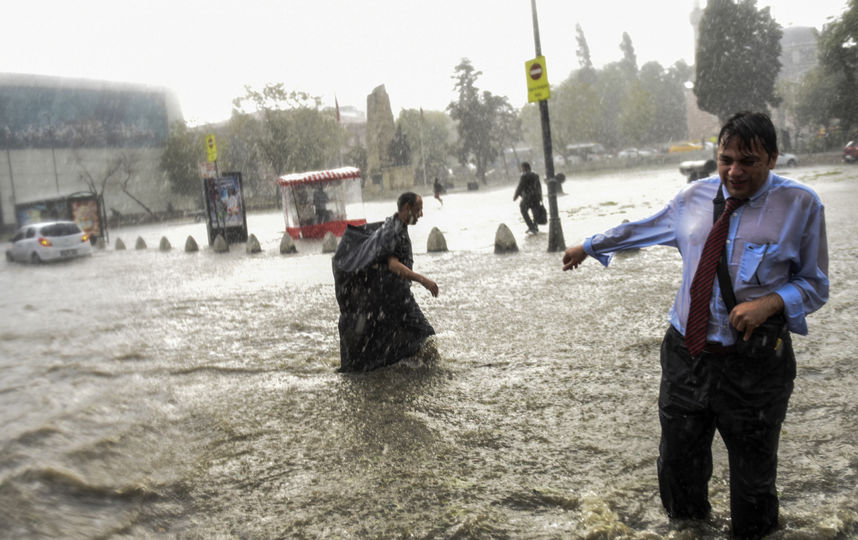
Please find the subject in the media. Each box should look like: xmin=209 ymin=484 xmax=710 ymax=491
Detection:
xmin=561 ymin=111 xmax=829 ymax=539
xmin=433 ymin=177 xmax=445 ymax=205
xmin=332 ymin=192 xmax=438 ymax=372
xmin=513 ymin=162 xmax=542 ymax=234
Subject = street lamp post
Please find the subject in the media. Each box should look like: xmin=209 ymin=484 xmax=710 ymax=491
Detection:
xmin=530 ymin=0 xmax=565 ymax=252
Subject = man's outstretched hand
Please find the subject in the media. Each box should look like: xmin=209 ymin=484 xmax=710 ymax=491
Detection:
xmin=562 ymin=245 xmax=587 ymax=271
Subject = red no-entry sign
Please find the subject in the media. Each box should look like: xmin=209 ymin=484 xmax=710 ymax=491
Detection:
xmin=525 ymin=56 xmax=550 ymax=103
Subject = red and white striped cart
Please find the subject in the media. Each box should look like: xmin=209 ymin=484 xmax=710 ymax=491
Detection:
xmin=276 ymin=167 xmax=367 ymax=239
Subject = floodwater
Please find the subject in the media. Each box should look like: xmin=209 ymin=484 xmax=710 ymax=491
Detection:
xmin=1 ymin=164 xmax=856 ymax=539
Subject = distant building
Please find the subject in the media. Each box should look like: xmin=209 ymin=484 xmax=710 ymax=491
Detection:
xmin=0 ymin=73 xmax=187 ymax=227
xmin=0 ymin=73 xmax=182 ymax=149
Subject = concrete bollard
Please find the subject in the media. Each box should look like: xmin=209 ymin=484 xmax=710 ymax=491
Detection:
xmin=494 ymin=223 xmax=518 ymax=254
xmin=184 ymin=236 xmax=199 ymax=252
xmin=246 ymin=234 xmax=262 ymax=254
xmin=213 ymin=235 xmax=229 ymax=253
xmin=135 ymin=237 xmax=147 ymax=250
xmin=280 ymin=234 xmax=297 ymax=254
xmin=322 ymin=231 xmax=337 ymax=253
xmin=159 ymin=236 xmax=172 ymax=252
xmin=115 ymin=238 xmax=126 ymax=250
xmin=427 ymin=227 xmax=448 ymax=252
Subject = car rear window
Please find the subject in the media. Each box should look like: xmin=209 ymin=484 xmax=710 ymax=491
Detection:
xmin=40 ymin=223 xmax=82 ymax=236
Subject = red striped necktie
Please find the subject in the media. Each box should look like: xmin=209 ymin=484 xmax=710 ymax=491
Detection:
xmin=685 ymin=196 xmax=744 ymax=357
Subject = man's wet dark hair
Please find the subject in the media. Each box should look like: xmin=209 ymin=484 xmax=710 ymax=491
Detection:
xmin=521 ymin=162 xmax=531 ymax=172
xmin=718 ymin=111 xmax=778 ymax=159
xmin=398 ymin=192 xmax=418 ymax=210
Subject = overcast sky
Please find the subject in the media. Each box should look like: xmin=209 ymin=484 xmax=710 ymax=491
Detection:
xmin=2 ymin=0 xmax=849 ymax=125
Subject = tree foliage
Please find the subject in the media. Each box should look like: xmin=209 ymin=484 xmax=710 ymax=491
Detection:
xmin=619 ymin=32 xmax=638 ymax=76
xmin=575 ymin=24 xmax=594 ymax=72
xmin=221 ymin=111 xmax=267 ymax=198
xmin=695 ymin=0 xmax=783 ymax=122
xmin=447 ymin=59 xmax=520 ymax=183
xmin=817 ymin=0 xmax=858 ymax=136
xmin=159 ymin=120 xmax=202 ymax=196
xmin=521 ymin=31 xmax=689 ymax=156
xmin=396 ymin=108 xmax=455 ymax=183
xmin=387 ymin=124 xmax=411 ymax=167
xmin=232 ymin=84 xmax=341 ymax=176
xmin=555 ymin=30 xmax=683 ymax=151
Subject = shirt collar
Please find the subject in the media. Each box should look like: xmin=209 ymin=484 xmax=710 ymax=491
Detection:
xmin=746 ymin=171 xmax=774 ymax=205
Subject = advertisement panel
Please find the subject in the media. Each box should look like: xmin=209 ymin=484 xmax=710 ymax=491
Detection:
xmin=14 ymin=192 xmax=106 ymax=243
xmin=202 ymin=173 xmax=247 ymax=245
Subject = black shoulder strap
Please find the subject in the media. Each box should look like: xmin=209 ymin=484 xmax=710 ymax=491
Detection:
xmin=713 ymin=186 xmax=738 ymax=312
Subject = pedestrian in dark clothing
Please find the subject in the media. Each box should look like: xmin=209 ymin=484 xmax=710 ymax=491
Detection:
xmin=433 ymin=177 xmax=445 ymax=205
xmin=332 ymin=192 xmax=438 ymax=372
xmin=513 ymin=162 xmax=542 ymax=233
xmin=561 ymin=112 xmax=829 ymax=539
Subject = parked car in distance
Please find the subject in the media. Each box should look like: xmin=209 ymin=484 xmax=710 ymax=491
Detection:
xmin=679 ymin=159 xmax=717 ymax=182
xmin=617 ymin=148 xmax=641 ymax=159
xmin=844 ymin=140 xmax=858 ymax=163
xmin=669 ymin=141 xmax=704 ymax=153
xmin=616 ymin=147 xmax=658 ymax=160
xmin=6 ymin=221 xmax=93 ymax=264
xmin=775 ymin=152 xmax=799 ymax=167
xmin=565 ymin=142 xmax=609 ymax=162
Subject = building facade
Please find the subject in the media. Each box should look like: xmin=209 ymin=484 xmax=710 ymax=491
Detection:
xmin=0 ymin=73 xmax=187 ymax=228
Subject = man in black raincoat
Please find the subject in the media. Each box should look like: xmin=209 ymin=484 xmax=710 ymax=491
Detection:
xmin=332 ymin=192 xmax=439 ymax=372
xmin=560 ymin=112 xmax=829 ymax=539
xmin=513 ymin=161 xmax=543 ymax=234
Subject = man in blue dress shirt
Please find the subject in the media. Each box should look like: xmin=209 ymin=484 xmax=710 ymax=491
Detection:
xmin=562 ymin=111 xmax=829 ymax=539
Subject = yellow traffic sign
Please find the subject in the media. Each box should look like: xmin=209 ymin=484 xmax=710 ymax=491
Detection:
xmin=206 ymin=133 xmax=217 ymax=162
xmin=525 ymin=56 xmax=550 ymax=103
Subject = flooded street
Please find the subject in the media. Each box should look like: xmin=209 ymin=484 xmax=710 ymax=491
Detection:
xmin=1 ymin=164 xmax=856 ymax=538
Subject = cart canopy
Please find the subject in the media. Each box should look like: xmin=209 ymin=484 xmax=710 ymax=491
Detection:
xmin=276 ymin=167 xmax=366 ymax=239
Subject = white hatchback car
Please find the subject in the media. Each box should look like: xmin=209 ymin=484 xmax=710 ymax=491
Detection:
xmin=776 ymin=152 xmax=798 ymax=167
xmin=5 ymin=221 xmax=93 ymax=264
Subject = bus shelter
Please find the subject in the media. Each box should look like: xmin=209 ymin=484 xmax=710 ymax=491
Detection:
xmin=276 ymin=167 xmax=366 ymax=239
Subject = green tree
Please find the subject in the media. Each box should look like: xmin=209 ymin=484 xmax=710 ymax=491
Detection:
xmin=574 ymin=24 xmax=598 ymax=85
xmin=543 ymin=76 xmax=600 ymax=153
xmin=619 ymin=32 xmax=638 ymax=76
xmin=639 ymin=61 xmax=688 ymax=143
xmin=619 ymin=80 xmax=655 ymax=146
xmin=232 ymin=84 xmax=342 ymax=176
xmin=695 ymin=0 xmax=783 ymax=122
xmin=794 ymin=66 xmax=841 ymax=150
xmin=576 ymin=23 xmax=593 ymax=70
xmin=594 ymin=64 xmax=628 ymax=149
xmin=345 ymin=144 xmax=368 ymax=176
xmin=159 ymin=120 xmax=202 ymax=196
xmin=447 ymin=59 xmax=519 ymax=183
xmin=221 ymin=111 xmax=268 ymax=200
xmin=396 ymin=108 xmax=454 ymax=183
xmin=817 ymin=0 xmax=858 ymax=136
xmin=388 ymin=124 xmax=411 ymax=166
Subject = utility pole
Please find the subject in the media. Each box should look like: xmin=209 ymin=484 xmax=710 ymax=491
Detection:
xmin=530 ymin=0 xmax=565 ymax=252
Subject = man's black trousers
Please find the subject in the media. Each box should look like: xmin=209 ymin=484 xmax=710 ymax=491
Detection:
xmin=657 ymin=325 xmax=795 ymax=539
xmin=520 ymin=200 xmax=537 ymax=231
